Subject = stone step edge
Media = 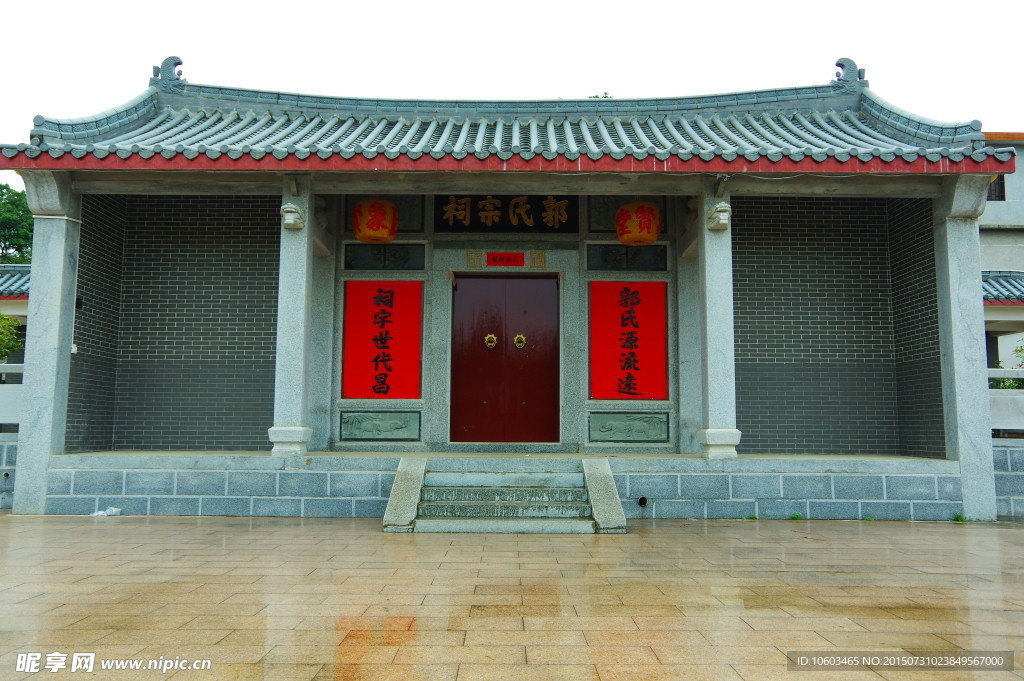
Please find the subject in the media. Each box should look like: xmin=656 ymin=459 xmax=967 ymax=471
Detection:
xmin=420 ymin=488 xmax=589 ymax=500
xmin=418 ymin=500 xmax=592 ymax=509
xmin=413 ymin=518 xmax=597 ymax=534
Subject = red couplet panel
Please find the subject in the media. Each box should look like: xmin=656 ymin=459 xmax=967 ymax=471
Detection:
xmin=589 ymin=281 xmax=667 ymax=400
xmin=342 ymin=281 xmax=423 ymax=398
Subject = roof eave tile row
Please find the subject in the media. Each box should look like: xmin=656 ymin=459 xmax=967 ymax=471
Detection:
xmin=983 ymin=272 xmax=1024 ymax=304
xmin=3 ymin=109 xmax=1015 ymax=165
xmin=0 ymin=266 xmax=30 ymax=298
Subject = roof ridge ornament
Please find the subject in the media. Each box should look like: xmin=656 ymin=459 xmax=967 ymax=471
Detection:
xmin=830 ymin=58 xmax=867 ymax=94
xmin=150 ymin=56 xmax=187 ymax=94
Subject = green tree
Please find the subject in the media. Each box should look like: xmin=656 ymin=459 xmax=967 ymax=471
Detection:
xmin=0 ymin=313 xmax=23 ymax=361
xmin=991 ymin=340 xmax=1024 ymax=389
xmin=0 ymin=183 xmax=32 ymax=263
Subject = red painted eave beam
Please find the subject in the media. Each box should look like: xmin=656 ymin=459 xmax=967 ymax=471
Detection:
xmin=985 ymin=300 xmax=1024 ymax=305
xmin=0 ymin=153 xmax=1014 ymax=174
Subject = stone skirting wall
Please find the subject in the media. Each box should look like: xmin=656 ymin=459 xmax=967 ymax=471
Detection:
xmin=994 ymin=445 xmax=1024 ymax=517
xmin=0 ymin=441 xmax=16 ymax=509
xmin=611 ymin=458 xmax=964 ymax=521
xmin=21 ymin=453 xmax=988 ymax=521
xmin=42 ymin=455 xmax=397 ymax=517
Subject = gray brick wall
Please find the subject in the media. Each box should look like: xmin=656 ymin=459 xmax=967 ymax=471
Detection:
xmin=732 ymin=197 xmax=945 ymax=458
xmin=112 ymin=196 xmax=280 ymax=449
xmin=732 ymin=197 xmax=899 ymax=455
xmin=994 ymin=447 xmax=1024 ymax=517
xmin=66 ymin=195 xmax=127 ymax=452
xmin=887 ymin=199 xmax=945 ymax=459
xmin=64 ymin=196 xmax=280 ymax=452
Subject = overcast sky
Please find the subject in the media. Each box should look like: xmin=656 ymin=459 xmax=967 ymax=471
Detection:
xmin=3 ymin=0 xmax=1022 ymax=192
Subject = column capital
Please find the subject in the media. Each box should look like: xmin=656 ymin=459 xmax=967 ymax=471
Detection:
xmin=22 ymin=170 xmax=81 ymax=220
xmin=934 ymin=174 xmax=990 ymax=222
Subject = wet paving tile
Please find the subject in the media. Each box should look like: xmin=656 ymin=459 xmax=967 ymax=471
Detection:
xmin=1 ymin=513 xmax=1022 ymax=680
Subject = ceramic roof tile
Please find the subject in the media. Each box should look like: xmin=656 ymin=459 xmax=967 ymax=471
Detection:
xmin=0 ymin=265 xmax=30 ymax=298
xmin=1 ymin=57 xmax=1015 ymax=167
xmin=983 ymin=272 xmax=1024 ymax=304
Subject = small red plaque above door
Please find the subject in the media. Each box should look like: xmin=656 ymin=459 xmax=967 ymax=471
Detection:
xmin=486 ymin=252 xmax=525 ymax=267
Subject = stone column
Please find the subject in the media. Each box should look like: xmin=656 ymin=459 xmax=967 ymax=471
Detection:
xmin=12 ymin=171 xmax=81 ymax=514
xmin=676 ymin=197 xmax=702 ymax=455
xmin=268 ymin=176 xmax=314 ymax=455
xmin=696 ymin=176 xmax=741 ymax=458
xmin=934 ymin=175 xmax=997 ymax=520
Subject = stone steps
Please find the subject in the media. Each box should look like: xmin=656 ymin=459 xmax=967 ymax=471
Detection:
xmin=382 ymin=457 xmax=626 ymax=534
xmin=414 ymin=459 xmax=596 ymax=533
xmin=418 ymin=499 xmax=593 ymax=518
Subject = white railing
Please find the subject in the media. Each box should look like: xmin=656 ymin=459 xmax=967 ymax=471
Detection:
xmin=989 ymin=368 xmax=1024 ymax=431
xmin=0 ymin=364 xmax=23 ymax=424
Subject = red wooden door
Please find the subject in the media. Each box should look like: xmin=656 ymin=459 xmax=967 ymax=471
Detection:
xmin=450 ymin=275 xmax=559 ymax=442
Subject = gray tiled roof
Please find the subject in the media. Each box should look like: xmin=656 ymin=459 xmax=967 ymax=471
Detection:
xmin=1 ymin=57 xmax=1014 ymax=165
xmin=983 ymin=271 xmax=1024 ymax=303
xmin=0 ymin=265 xmax=30 ymax=298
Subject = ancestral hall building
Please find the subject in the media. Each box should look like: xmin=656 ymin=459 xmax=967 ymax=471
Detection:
xmin=1 ymin=57 xmax=1017 ymax=528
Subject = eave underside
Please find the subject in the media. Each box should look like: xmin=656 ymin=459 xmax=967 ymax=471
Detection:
xmin=2 ymin=151 xmax=1012 ymax=179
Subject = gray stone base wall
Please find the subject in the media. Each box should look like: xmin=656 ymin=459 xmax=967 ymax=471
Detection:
xmin=611 ymin=457 xmax=963 ymax=521
xmin=0 ymin=442 xmax=16 ymax=509
xmin=994 ymin=445 xmax=1024 ymax=517
xmin=7 ymin=450 xmax=1015 ymax=521
xmin=42 ymin=455 xmax=397 ymax=518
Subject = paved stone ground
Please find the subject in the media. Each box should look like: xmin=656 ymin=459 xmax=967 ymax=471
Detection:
xmin=0 ymin=512 xmax=1022 ymax=680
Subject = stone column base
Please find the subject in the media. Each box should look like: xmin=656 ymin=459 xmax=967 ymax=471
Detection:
xmin=268 ymin=426 xmax=313 ymax=456
xmin=698 ymin=428 xmax=742 ymax=459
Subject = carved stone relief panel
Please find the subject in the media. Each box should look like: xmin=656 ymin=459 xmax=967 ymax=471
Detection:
xmin=341 ymin=412 xmax=421 ymax=441
xmin=589 ymin=413 xmax=669 ymax=442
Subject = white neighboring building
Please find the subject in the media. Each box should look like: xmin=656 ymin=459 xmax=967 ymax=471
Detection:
xmin=980 ymin=133 xmax=1024 ymax=369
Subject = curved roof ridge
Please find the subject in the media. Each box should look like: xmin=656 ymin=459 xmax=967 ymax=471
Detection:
xmin=860 ymin=88 xmax=983 ymax=146
xmin=30 ymin=88 xmax=159 ymax=142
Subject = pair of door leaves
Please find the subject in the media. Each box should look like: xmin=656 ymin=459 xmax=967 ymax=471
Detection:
xmin=484 ymin=334 xmax=526 ymax=349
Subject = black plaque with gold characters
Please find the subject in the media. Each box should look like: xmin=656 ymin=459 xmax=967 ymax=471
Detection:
xmin=434 ymin=195 xmax=579 ymax=233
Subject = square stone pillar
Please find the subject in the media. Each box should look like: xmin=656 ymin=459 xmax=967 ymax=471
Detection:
xmin=934 ymin=175 xmax=997 ymax=520
xmin=269 ymin=176 xmax=315 ymax=455
xmin=695 ymin=176 xmax=741 ymax=458
xmin=12 ymin=171 xmax=81 ymax=514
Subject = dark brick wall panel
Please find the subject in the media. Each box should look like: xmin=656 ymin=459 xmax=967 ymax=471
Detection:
xmin=732 ymin=197 xmax=899 ymax=455
xmin=66 ymin=195 xmax=127 ymax=452
xmin=887 ymin=199 xmax=945 ymax=459
xmin=111 ymin=196 xmax=279 ymax=450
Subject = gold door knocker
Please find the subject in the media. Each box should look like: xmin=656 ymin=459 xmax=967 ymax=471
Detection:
xmin=513 ymin=334 xmax=526 ymax=349
xmin=484 ymin=333 xmax=497 ymax=349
